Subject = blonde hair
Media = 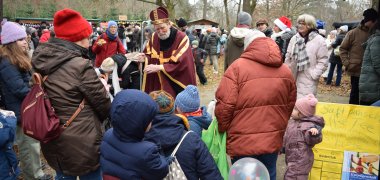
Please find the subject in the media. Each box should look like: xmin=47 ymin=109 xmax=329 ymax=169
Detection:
xmin=0 ymin=42 xmax=31 ymax=71
xmin=297 ymin=14 xmax=317 ymax=30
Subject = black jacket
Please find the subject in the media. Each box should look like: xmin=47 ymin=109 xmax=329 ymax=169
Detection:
xmin=329 ymin=33 xmax=346 ymax=64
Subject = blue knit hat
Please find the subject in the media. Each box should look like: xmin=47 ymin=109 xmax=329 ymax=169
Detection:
xmin=108 ymin=21 xmax=117 ymax=29
xmin=175 ymin=85 xmax=200 ymax=113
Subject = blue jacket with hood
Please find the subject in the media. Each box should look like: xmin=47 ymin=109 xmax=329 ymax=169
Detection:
xmin=187 ymin=106 xmax=212 ymax=137
xmin=145 ymin=113 xmax=222 ymax=180
xmin=100 ymin=90 xmax=169 ymax=180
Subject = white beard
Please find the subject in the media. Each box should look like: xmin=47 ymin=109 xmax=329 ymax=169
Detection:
xmin=158 ymin=29 xmax=171 ymax=40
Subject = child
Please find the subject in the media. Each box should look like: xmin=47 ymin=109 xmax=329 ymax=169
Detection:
xmin=100 ymin=90 xmax=169 ymax=180
xmin=175 ymin=85 xmax=212 ymax=137
xmin=0 ymin=109 xmax=20 ymax=180
xmin=283 ymin=94 xmax=325 ymax=180
xmin=191 ymin=40 xmax=208 ymax=85
xmin=145 ymin=91 xmax=223 ymax=180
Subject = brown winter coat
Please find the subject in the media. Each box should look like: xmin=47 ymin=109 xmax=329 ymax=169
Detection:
xmin=283 ymin=116 xmax=325 ymax=180
xmin=340 ymin=25 xmax=370 ymax=77
xmin=32 ymin=38 xmax=111 ymax=176
xmin=215 ymin=37 xmax=297 ymax=157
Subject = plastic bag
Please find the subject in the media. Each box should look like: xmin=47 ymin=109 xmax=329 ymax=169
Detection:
xmin=202 ymin=119 xmax=229 ymax=179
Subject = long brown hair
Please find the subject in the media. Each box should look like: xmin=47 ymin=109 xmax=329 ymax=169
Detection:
xmin=0 ymin=42 xmax=31 ymax=71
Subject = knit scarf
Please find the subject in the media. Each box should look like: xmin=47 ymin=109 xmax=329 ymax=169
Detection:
xmin=106 ymin=29 xmax=118 ymax=41
xmin=292 ymin=31 xmax=318 ymax=72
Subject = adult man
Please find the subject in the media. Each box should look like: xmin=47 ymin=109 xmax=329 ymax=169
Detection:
xmin=340 ymin=8 xmax=378 ymax=104
xmin=215 ymin=30 xmax=296 ymax=180
xmin=224 ymin=12 xmax=252 ymax=71
xmin=143 ymin=7 xmax=196 ymax=97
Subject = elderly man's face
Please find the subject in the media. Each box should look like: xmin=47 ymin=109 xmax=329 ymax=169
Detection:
xmin=154 ymin=23 xmax=171 ymax=40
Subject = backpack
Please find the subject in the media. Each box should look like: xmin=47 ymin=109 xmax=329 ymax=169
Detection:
xmin=21 ymin=73 xmax=84 ymax=144
xmin=163 ymin=131 xmax=192 ymax=180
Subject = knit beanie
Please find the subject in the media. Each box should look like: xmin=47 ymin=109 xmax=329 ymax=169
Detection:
xmin=54 ymin=8 xmax=92 ymax=42
xmin=177 ymin=18 xmax=187 ymax=28
xmin=1 ymin=22 xmax=27 ymax=45
xmin=108 ymin=21 xmax=117 ymax=29
xmin=362 ymin=8 xmax=378 ymax=24
xmin=175 ymin=85 xmax=200 ymax=113
xmin=316 ymin=19 xmax=326 ymax=29
xmin=238 ymin=12 xmax=252 ymax=26
xmin=274 ymin=16 xmax=292 ymax=31
xmin=243 ymin=30 xmax=266 ymax=50
xmin=295 ymin=94 xmax=318 ymax=117
xmin=339 ymin=25 xmax=348 ymax=33
xmin=149 ymin=91 xmax=175 ymax=114
xmin=192 ymin=40 xmax=199 ymax=46
xmin=101 ymin=57 xmax=115 ymax=73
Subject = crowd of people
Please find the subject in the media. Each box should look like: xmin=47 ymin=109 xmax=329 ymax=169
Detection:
xmin=0 ymin=4 xmax=379 ymax=180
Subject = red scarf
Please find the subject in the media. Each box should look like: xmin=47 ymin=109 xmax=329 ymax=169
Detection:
xmin=182 ymin=108 xmax=202 ymax=117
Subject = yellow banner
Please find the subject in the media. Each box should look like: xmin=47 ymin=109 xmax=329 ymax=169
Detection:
xmin=309 ymin=102 xmax=380 ymax=180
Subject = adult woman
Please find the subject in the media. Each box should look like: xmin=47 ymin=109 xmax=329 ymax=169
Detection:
xmin=0 ymin=22 xmax=49 ymax=180
xmin=32 ymin=9 xmax=111 ymax=179
xmin=326 ymin=26 xmax=347 ymax=86
xmin=92 ymin=20 xmax=126 ymax=67
xmin=285 ymin=14 xmax=328 ymax=99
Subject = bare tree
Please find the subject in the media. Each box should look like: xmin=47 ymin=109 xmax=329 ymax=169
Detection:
xmin=224 ymin=0 xmax=230 ymax=30
xmin=202 ymin=0 xmax=207 ymax=19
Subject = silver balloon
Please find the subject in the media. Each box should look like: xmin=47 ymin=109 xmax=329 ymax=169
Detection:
xmin=229 ymin=157 xmax=270 ymax=180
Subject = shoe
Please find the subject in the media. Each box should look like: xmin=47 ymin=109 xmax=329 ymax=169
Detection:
xmin=38 ymin=174 xmax=53 ymax=180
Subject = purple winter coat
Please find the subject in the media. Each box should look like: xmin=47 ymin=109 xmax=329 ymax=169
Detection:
xmin=283 ymin=116 xmax=325 ymax=180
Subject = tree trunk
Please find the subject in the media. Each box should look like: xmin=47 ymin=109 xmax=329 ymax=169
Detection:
xmin=236 ymin=0 xmax=242 ymax=26
xmin=165 ymin=0 xmax=175 ymax=20
xmin=266 ymin=0 xmax=270 ymax=17
xmin=223 ymin=0 xmax=230 ymax=30
xmin=202 ymin=0 xmax=207 ymax=19
xmin=242 ymin=0 xmax=256 ymax=26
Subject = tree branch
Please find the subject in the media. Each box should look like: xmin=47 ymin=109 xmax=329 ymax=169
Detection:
xmin=136 ymin=0 xmax=157 ymax=5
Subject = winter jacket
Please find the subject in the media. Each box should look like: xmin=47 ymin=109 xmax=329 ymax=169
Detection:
xmin=39 ymin=29 xmax=51 ymax=43
xmin=111 ymin=54 xmax=140 ymax=90
xmin=207 ymin=32 xmax=220 ymax=55
xmin=271 ymin=29 xmax=296 ymax=61
xmin=92 ymin=33 xmax=126 ymax=67
xmin=192 ymin=47 xmax=207 ymax=66
xmin=285 ymin=32 xmax=329 ymax=99
xmin=32 ymin=37 xmax=111 ymax=176
xmin=224 ymin=27 xmax=250 ymax=71
xmin=202 ymin=33 xmax=211 ymax=51
xmin=0 ymin=110 xmax=19 ymax=180
xmin=340 ymin=25 xmax=370 ymax=77
xmin=185 ymin=106 xmax=212 ymax=137
xmin=283 ymin=116 xmax=324 ymax=179
xmin=359 ymin=30 xmax=380 ymax=104
xmin=329 ymin=33 xmax=346 ymax=64
xmin=145 ymin=114 xmax=223 ymax=180
xmin=0 ymin=58 xmax=30 ymax=122
xmin=262 ymin=28 xmax=273 ymax=37
xmin=100 ymin=90 xmax=169 ymax=180
xmin=215 ymin=37 xmax=297 ymax=157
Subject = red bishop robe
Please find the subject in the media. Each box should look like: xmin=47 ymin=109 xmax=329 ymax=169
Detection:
xmin=142 ymin=29 xmax=196 ymax=97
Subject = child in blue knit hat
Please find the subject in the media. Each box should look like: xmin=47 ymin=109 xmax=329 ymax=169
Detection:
xmin=175 ymin=85 xmax=212 ymax=137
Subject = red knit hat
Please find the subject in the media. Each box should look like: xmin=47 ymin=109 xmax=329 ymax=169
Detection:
xmin=53 ymin=8 xmax=92 ymax=42
xmin=295 ymin=94 xmax=318 ymax=117
xmin=274 ymin=16 xmax=292 ymax=31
